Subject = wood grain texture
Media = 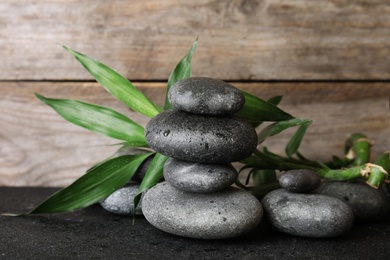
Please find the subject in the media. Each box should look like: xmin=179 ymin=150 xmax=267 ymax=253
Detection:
xmin=1 ymin=0 xmax=389 ymax=80
xmin=1 ymin=81 xmax=388 ymax=187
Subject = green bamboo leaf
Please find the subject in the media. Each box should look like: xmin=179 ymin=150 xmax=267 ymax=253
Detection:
xmin=237 ymin=91 xmax=293 ymax=124
xmin=30 ymin=154 xmax=152 ymax=214
xmin=267 ymin=95 xmax=283 ymax=106
xmin=257 ymin=118 xmax=312 ymax=144
xmin=164 ymin=37 xmax=198 ymax=110
xmin=239 ymin=155 xmax=272 ymax=169
xmin=134 ymin=153 xmax=168 ymax=209
xmin=234 ymin=178 xmax=248 ymax=190
xmin=245 ymin=169 xmax=255 ymax=185
xmin=246 ymin=182 xmax=282 ymax=200
xmin=63 ymin=46 xmax=162 ymax=118
xmin=252 ymin=169 xmax=278 ymax=186
xmin=252 ymin=95 xmax=284 ymax=128
xmin=35 ymin=94 xmax=148 ymax=146
xmin=285 ymin=120 xmax=312 ymax=157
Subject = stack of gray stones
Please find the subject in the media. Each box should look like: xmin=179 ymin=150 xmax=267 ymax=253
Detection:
xmin=142 ymin=77 xmax=263 ymax=239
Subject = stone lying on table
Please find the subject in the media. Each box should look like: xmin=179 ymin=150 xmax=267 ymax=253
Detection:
xmin=164 ymin=158 xmax=238 ymax=193
xmin=168 ymin=77 xmax=245 ymax=116
xmin=314 ymin=181 xmax=390 ymax=223
xmin=142 ymin=182 xmax=263 ymax=239
xmin=100 ymin=182 xmax=143 ymax=216
xmin=145 ymin=109 xmax=257 ymax=163
xmin=279 ymin=169 xmax=321 ymax=193
xmin=262 ymin=189 xmax=354 ymax=238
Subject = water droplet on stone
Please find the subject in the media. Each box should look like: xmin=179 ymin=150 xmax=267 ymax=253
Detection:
xmin=163 ymin=130 xmax=170 ymax=137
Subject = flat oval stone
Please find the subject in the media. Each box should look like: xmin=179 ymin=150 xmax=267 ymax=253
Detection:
xmin=262 ymin=189 xmax=354 ymax=238
xmin=145 ymin=109 xmax=257 ymax=163
xmin=142 ymin=182 xmax=263 ymax=239
xmin=314 ymin=181 xmax=390 ymax=223
xmin=168 ymin=77 xmax=244 ymax=116
xmin=100 ymin=182 xmax=143 ymax=216
xmin=279 ymin=169 xmax=321 ymax=193
xmin=163 ymin=158 xmax=238 ymax=193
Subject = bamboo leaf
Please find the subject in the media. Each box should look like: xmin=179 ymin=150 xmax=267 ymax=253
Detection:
xmin=252 ymin=169 xmax=278 ymax=186
xmin=285 ymin=120 xmax=312 ymax=157
xmin=239 ymin=155 xmax=272 ymax=169
xmin=134 ymin=153 xmax=168 ymax=209
xmin=252 ymin=95 xmax=285 ymax=128
xmin=30 ymin=154 xmax=152 ymax=214
xmin=257 ymin=118 xmax=312 ymax=144
xmin=164 ymin=37 xmax=198 ymax=110
xmin=63 ymin=46 xmax=162 ymax=118
xmin=237 ymin=91 xmax=293 ymax=124
xmin=35 ymin=94 xmax=148 ymax=146
xmin=267 ymin=95 xmax=283 ymax=106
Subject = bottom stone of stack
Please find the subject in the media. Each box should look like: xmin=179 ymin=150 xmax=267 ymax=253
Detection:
xmin=142 ymin=182 xmax=263 ymax=239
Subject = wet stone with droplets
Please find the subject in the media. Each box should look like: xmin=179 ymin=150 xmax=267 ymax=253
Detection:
xmin=100 ymin=182 xmax=144 ymax=216
xmin=145 ymin=109 xmax=257 ymax=163
xmin=314 ymin=181 xmax=390 ymax=223
xmin=168 ymin=77 xmax=245 ymax=116
xmin=142 ymin=182 xmax=262 ymax=239
xmin=164 ymin=158 xmax=238 ymax=193
xmin=262 ymin=189 xmax=354 ymax=238
xmin=143 ymin=77 xmax=262 ymax=239
xmin=279 ymin=169 xmax=321 ymax=193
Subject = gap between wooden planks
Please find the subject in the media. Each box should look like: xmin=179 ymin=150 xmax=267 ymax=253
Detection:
xmin=0 ymin=81 xmax=389 ymax=187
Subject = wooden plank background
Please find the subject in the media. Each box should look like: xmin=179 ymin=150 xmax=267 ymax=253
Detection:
xmin=1 ymin=0 xmax=389 ymax=187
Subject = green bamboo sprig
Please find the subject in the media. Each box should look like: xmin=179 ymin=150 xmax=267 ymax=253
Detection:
xmin=366 ymin=152 xmax=389 ymax=189
xmin=4 ymin=38 xmax=303 ymax=216
xmin=345 ymin=133 xmax=372 ymax=166
xmin=248 ymin=140 xmax=389 ymax=190
xmin=5 ymin=38 xmax=386 ymax=216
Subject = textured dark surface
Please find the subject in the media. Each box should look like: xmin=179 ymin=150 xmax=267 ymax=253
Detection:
xmin=262 ymin=189 xmax=354 ymax=238
xmin=142 ymin=182 xmax=262 ymax=239
xmin=279 ymin=170 xmax=321 ymax=193
xmin=164 ymin=158 xmax=238 ymax=193
xmin=168 ymin=77 xmax=244 ymax=116
xmin=315 ymin=181 xmax=390 ymax=223
xmin=1 ymin=187 xmax=390 ymax=259
xmin=99 ymin=182 xmax=143 ymax=216
xmin=145 ymin=109 xmax=257 ymax=163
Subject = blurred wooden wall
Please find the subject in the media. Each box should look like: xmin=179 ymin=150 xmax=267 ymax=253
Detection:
xmin=1 ymin=0 xmax=389 ymax=187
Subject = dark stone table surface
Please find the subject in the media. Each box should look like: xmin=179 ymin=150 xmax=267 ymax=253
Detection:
xmin=1 ymin=187 xmax=390 ymax=259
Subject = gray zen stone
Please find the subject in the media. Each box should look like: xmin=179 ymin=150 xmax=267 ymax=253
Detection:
xmin=142 ymin=182 xmax=263 ymax=239
xmin=145 ymin=109 xmax=257 ymax=163
xmin=100 ymin=182 xmax=143 ymax=216
xmin=163 ymin=158 xmax=238 ymax=193
xmin=168 ymin=77 xmax=245 ymax=116
xmin=262 ymin=189 xmax=354 ymax=238
xmin=314 ymin=181 xmax=390 ymax=223
xmin=279 ymin=169 xmax=321 ymax=193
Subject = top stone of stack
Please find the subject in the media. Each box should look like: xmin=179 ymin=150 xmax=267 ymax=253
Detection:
xmin=168 ymin=77 xmax=245 ymax=116
xmin=145 ymin=77 xmax=257 ymax=163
